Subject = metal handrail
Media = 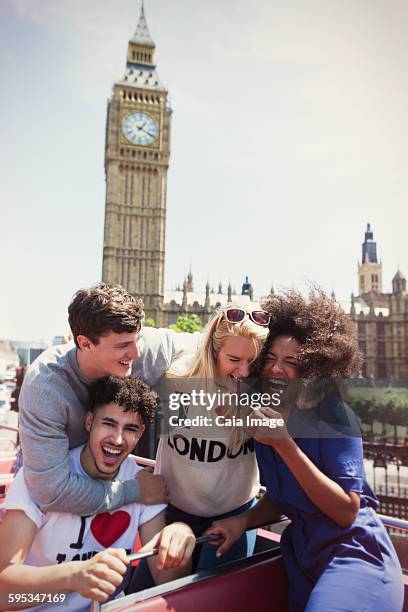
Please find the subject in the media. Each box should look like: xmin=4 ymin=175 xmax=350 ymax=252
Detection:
xmin=378 ymin=514 xmax=408 ymax=532
xmin=130 ymin=455 xmax=408 ymax=531
xmin=129 ymin=454 xmax=155 ymax=469
xmin=91 ymin=534 xmax=222 ymax=612
xmin=0 ymin=424 xmax=19 ymax=434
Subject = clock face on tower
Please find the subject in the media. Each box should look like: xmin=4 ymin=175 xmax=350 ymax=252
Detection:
xmin=122 ymin=112 xmax=159 ymax=146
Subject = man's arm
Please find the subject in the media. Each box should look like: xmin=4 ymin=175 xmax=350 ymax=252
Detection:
xmin=19 ymin=385 xmax=165 ymax=514
xmin=135 ymin=327 xmax=202 ymax=385
xmin=0 ymin=510 xmax=128 ymax=610
xmin=139 ymin=511 xmax=195 ymax=584
xmin=162 ymin=328 xmax=202 ymax=365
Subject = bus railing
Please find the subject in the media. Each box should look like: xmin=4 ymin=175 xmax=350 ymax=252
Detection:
xmin=130 ymin=455 xmax=408 ymax=533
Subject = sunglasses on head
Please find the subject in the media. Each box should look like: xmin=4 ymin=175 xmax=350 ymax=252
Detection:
xmin=224 ymin=308 xmax=270 ymax=327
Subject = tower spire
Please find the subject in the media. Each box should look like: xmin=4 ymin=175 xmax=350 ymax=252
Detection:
xmin=130 ymin=1 xmax=155 ymax=48
xmin=362 ymin=222 xmax=378 ymax=264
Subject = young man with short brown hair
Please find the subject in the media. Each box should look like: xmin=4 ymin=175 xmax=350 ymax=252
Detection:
xmin=19 ymin=283 xmax=200 ymax=516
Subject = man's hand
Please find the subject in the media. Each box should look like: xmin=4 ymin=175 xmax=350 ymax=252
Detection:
xmin=137 ymin=468 xmax=168 ymax=504
xmin=204 ymin=514 xmax=247 ymax=558
xmin=141 ymin=522 xmax=195 ymax=570
xmin=68 ymin=548 xmax=128 ymax=602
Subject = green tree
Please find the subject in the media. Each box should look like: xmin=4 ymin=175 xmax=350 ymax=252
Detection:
xmin=385 ymin=400 xmax=400 ymax=443
xmin=352 ymin=399 xmax=374 ymax=437
xmin=375 ymin=403 xmax=389 ymax=438
xmin=169 ymin=314 xmax=203 ymax=333
xmin=144 ymin=318 xmax=156 ymax=328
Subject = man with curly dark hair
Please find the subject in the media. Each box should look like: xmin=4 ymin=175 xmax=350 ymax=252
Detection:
xmin=0 ymin=376 xmax=195 ymax=611
xmin=206 ymin=290 xmax=404 ymax=612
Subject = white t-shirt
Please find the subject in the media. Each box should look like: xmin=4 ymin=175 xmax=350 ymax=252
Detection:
xmin=155 ymin=421 xmax=259 ymax=517
xmin=0 ymin=446 xmax=166 ymax=612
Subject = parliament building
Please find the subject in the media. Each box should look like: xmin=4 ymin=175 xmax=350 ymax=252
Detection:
xmin=101 ymin=6 xmax=407 ymax=380
xmin=349 ymin=224 xmax=407 ymax=380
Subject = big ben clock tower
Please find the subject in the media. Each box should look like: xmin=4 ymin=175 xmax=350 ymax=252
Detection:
xmin=102 ymin=2 xmax=171 ymax=324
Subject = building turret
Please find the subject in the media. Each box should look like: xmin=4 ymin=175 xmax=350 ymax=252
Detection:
xmin=362 ymin=223 xmax=378 ymax=264
xmin=241 ymin=276 xmax=252 ymax=296
xmin=205 ymin=282 xmax=211 ymax=310
xmin=392 ymin=269 xmax=406 ymax=295
xmin=182 ymin=280 xmax=188 ymax=309
xmin=358 ymin=223 xmax=383 ymax=294
xmin=186 ymin=268 xmax=193 ymax=292
xmin=350 ymin=292 xmax=356 ymax=316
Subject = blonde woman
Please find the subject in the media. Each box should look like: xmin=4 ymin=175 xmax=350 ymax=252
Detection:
xmin=155 ymin=303 xmax=269 ymax=570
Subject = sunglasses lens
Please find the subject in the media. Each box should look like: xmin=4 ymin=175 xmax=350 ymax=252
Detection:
xmin=252 ymin=311 xmax=270 ymax=326
xmin=226 ymin=308 xmax=246 ymax=323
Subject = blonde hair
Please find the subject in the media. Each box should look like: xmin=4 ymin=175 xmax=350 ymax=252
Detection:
xmin=189 ymin=303 xmax=268 ymax=378
xmin=169 ymin=302 xmax=268 ymax=450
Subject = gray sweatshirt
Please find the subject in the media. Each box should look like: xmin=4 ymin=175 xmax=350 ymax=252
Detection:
xmin=19 ymin=327 xmax=200 ymax=515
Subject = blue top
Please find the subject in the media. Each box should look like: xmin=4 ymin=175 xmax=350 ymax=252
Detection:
xmin=255 ymin=394 xmax=394 ymax=584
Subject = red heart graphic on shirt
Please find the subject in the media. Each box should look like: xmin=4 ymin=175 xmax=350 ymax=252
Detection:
xmin=91 ymin=511 xmax=131 ymax=547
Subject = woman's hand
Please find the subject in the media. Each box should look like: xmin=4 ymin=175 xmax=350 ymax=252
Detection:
xmin=252 ymin=406 xmax=291 ymax=449
xmin=203 ymin=514 xmax=247 ymax=558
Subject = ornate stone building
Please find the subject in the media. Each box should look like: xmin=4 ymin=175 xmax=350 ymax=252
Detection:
xmin=349 ymin=224 xmax=407 ymax=379
xmin=102 ymin=3 xmax=170 ymax=324
xmin=163 ymin=275 xmax=256 ymax=326
xmin=102 ymin=5 xmax=260 ymax=326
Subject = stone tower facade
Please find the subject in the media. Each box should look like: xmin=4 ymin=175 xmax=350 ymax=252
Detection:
xmin=102 ymin=3 xmax=171 ymax=323
xmin=358 ymin=223 xmax=383 ymax=294
xmin=350 ymin=224 xmax=408 ymax=379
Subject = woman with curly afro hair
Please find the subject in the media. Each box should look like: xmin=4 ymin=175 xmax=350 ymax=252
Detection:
xmin=206 ymin=290 xmax=404 ymax=612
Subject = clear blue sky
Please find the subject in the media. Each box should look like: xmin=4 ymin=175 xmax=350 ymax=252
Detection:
xmin=1 ymin=0 xmax=407 ymax=341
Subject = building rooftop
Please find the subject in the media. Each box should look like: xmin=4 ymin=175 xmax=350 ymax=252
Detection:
xmin=116 ymin=65 xmax=166 ymax=92
xmin=164 ymin=290 xmax=259 ymax=309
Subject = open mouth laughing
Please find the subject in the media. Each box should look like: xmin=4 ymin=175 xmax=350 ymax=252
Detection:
xmin=119 ymin=360 xmax=132 ymax=369
xmin=265 ymin=378 xmax=289 ymax=392
xmin=101 ymin=444 xmax=124 ymax=465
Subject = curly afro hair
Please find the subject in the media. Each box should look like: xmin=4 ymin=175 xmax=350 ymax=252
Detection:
xmin=259 ymin=289 xmax=362 ymax=379
xmin=89 ymin=376 xmax=157 ymax=424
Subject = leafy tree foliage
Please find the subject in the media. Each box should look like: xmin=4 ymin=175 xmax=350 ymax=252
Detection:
xmin=144 ymin=318 xmax=156 ymax=328
xmin=169 ymin=314 xmax=203 ymax=333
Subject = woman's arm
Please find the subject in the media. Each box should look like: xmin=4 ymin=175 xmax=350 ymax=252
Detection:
xmin=204 ymin=494 xmax=282 ymax=557
xmin=255 ymin=407 xmax=360 ymax=528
